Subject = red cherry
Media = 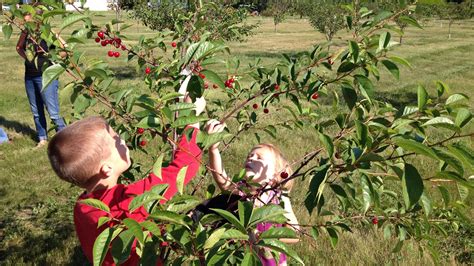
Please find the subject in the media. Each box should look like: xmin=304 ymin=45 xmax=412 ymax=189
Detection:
xmin=95 ymin=37 xmax=100 ymax=43
xmin=97 ymin=31 xmax=105 ymax=39
xmin=312 ymin=93 xmax=319 ymax=100
xmin=199 ymin=73 xmax=205 ymax=79
xmin=212 ymin=84 xmax=218 ymax=89
xmin=137 ymin=128 xmax=145 ymax=134
xmin=280 ymin=172 xmax=289 ymax=179
xmin=229 ymin=77 xmax=235 ymax=83
xmin=114 ymin=51 xmax=120 ymax=58
xmin=372 ymin=217 xmax=378 ymax=225
xmin=204 ymin=82 xmax=209 ymax=89
xmin=120 ymin=44 xmax=127 ymax=51
xmin=139 ymin=140 xmax=147 ymax=147
xmin=252 ymin=103 xmax=258 ymax=109
xmin=274 ymin=84 xmax=279 ymax=90
xmin=107 ymin=50 xmax=114 ymax=57
xmin=115 ymin=37 xmax=121 ymax=45
xmin=225 ymin=80 xmax=232 ymax=88
xmin=145 ymin=67 xmax=151 ymax=74
xmin=263 ymin=108 xmax=269 ymax=114
xmin=171 ymin=42 xmax=177 ymax=48
xmin=101 ymin=40 xmax=107 ymax=47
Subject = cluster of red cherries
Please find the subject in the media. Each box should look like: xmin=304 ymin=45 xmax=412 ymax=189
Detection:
xmin=94 ymin=31 xmax=126 ymax=58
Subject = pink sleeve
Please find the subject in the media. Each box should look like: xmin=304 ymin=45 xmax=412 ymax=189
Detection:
xmin=126 ymin=127 xmax=202 ymax=201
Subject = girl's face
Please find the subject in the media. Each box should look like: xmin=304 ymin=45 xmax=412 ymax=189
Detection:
xmin=244 ymin=147 xmax=276 ymax=185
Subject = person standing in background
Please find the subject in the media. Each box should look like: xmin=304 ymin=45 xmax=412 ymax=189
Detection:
xmin=16 ymin=12 xmax=66 ymax=147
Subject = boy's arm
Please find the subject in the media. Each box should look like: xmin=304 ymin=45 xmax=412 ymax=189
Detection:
xmin=126 ymin=97 xmax=205 ymax=200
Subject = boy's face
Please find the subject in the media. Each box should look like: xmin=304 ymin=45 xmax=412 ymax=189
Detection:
xmin=244 ymin=147 xmax=276 ymax=185
xmin=104 ymin=126 xmax=131 ymax=174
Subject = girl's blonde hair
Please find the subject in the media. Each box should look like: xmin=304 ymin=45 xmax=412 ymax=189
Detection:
xmin=253 ymin=143 xmax=294 ymax=191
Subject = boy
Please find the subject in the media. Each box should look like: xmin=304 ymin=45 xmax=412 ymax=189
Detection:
xmin=47 ymin=98 xmax=205 ymax=265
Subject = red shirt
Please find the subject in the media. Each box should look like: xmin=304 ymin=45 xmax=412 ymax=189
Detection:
xmin=74 ymin=128 xmax=201 ymax=265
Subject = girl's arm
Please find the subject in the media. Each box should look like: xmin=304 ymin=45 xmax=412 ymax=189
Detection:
xmin=206 ymin=120 xmax=234 ymax=191
xmin=280 ymin=194 xmax=300 ymax=244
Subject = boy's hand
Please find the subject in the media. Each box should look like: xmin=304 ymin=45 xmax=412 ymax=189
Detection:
xmin=205 ymin=119 xmax=226 ymax=151
xmin=184 ymin=95 xmax=206 ymax=116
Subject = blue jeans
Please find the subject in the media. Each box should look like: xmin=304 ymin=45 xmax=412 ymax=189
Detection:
xmin=25 ymin=76 xmax=66 ymax=141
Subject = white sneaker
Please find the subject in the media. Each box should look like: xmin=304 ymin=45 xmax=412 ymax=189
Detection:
xmin=36 ymin=140 xmax=48 ymax=148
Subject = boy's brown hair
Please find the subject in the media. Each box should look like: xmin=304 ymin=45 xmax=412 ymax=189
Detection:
xmin=254 ymin=143 xmax=294 ymax=191
xmin=47 ymin=116 xmax=111 ymax=187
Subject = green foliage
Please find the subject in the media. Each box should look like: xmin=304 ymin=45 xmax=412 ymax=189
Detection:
xmin=3 ymin=1 xmax=473 ymax=265
xmin=130 ymin=2 xmax=259 ymax=42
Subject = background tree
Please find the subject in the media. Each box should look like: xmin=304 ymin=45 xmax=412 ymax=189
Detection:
xmin=307 ymin=3 xmax=347 ymax=42
xmin=262 ymin=0 xmax=290 ymax=32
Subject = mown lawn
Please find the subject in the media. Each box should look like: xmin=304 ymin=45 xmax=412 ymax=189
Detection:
xmin=0 ymin=12 xmax=473 ymax=265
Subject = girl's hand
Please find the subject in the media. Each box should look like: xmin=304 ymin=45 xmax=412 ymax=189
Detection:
xmin=205 ymin=119 xmax=226 ymax=151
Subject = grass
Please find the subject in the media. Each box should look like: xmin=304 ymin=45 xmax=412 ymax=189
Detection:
xmin=0 ymin=12 xmax=473 ymax=265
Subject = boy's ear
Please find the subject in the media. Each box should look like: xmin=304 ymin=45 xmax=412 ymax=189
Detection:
xmin=99 ymin=163 xmax=113 ymax=178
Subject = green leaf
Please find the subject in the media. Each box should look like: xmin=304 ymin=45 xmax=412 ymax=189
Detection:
xmin=378 ymin=32 xmax=391 ymax=50
xmin=149 ymin=210 xmax=190 ymax=229
xmin=433 ymin=148 xmax=464 ymax=176
xmin=204 ymin=228 xmax=226 ymax=250
xmin=260 ymin=227 xmax=297 ymax=239
xmin=140 ymin=221 xmax=161 ymax=237
xmin=402 ymin=164 xmax=424 ymax=209
xmin=305 ymin=165 xmax=329 ymax=215
xmin=166 ymin=195 xmax=201 ymax=213
xmin=111 ymin=229 xmax=135 ymax=265
xmin=420 ymin=192 xmax=432 ymax=217
xmin=349 ymin=41 xmax=359 ymax=62
xmin=60 ymin=14 xmax=90 ymax=31
xmin=2 ymin=24 xmax=12 ymax=40
xmin=438 ymin=186 xmax=450 ymax=207
xmin=241 ymin=251 xmax=260 ymax=266
xmin=238 ymin=200 xmax=253 ymax=228
xmin=457 ymin=184 xmax=469 ymax=202
xmin=172 ymin=115 xmax=207 ymax=128
xmin=42 ymin=64 xmax=65 ymax=90
xmin=398 ymin=15 xmax=422 ymax=29
xmin=210 ymin=208 xmax=246 ymax=233
xmin=355 ymin=75 xmax=374 ymax=103
xmin=80 ymin=198 xmax=110 ymax=213
xmin=355 ymin=120 xmax=368 ymax=147
xmin=221 ymin=229 xmax=249 ymax=240
xmin=422 ymin=117 xmax=460 ymax=132
xmin=176 ymin=166 xmax=188 ymax=195
xmin=97 ymin=217 xmax=111 ymax=228
xmin=337 ymin=62 xmax=357 ymax=73
xmin=341 ymin=84 xmax=357 ymax=110
xmin=249 ymin=204 xmax=288 ymax=226
xmin=446 ymin=93 xmax=469 ymax=106
xmin=128 ymin=184 xmax=168 ymax=212
xmin=389 ymin=56 xmax=412 ymax=69
xmin=318 ymin=132 xmax=334 ymax=158
xmin=168 ymin=102 xmax=195 ymax=112
xmin=381 ymin=60 xmax=400 ymax=80
xmin=393 ymin=137 xmax=438 ymax=160
xmin=200 ymin=69 xmax=225 ymax=88
xmin=93 ymin=227 xmax=114 ymax=266
xmin=361 ymin=174 xmax=372 ymax=213
xmin=436 ymin=81 xmax=448 ymax=98
xmin=152 ymin=154 xmax=164 ymax=180
xmin=258 ymin=239 xmax=304 ymax=265
xmin=455 ymin=108 xmax=472 ymax=128
xmin=417 ymin=85 xmax=428 ymax=110
xmin=447 ymin=143 xmax=474 ymax=171
xmin=326 ymin=227 xmax=339 ymax=248
xmin=122 ymin=218 xmax=144 ymax=245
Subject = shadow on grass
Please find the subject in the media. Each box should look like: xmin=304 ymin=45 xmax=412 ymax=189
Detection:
xmin=0 ymin=116 xmax=36 ymax=141
xmin=0 ymin=222 xmax=89 ymax=265
xmin=111 ymin=66 xmax=140 ymax=80
xmin=374 ymin=90 xmax=417 ymax=109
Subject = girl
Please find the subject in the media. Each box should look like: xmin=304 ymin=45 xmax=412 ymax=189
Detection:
xmin=206 ymin=119 xmax=299 ymax=266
